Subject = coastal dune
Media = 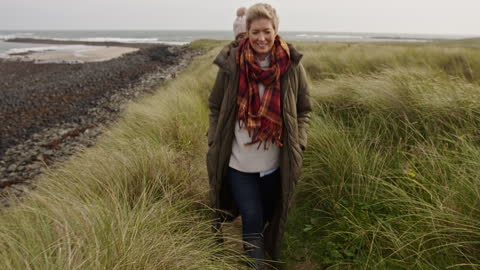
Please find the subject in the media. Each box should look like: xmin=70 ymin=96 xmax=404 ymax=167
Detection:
xmin=1 ymin=38 xmax=480 ymax=269
xmin=0 ymin=41 xmax=197 ymax=192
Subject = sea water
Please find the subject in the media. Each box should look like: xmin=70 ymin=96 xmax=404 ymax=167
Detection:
xmin=0 ymin=30 xmax=472 ymax=57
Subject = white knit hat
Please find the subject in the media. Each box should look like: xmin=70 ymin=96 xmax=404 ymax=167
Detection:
xmin=233 ymin=16 xmax=247 ymax=39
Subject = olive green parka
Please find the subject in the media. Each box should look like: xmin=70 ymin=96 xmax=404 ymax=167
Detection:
xmin=206 ymin=41 xmax=312 ymax=266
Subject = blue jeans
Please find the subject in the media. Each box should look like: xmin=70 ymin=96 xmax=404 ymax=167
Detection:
xmin=227 ymin=167 xmax=281 ymax=242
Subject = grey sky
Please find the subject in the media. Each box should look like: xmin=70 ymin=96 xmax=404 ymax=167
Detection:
xmin=1 ymin=0 xmax=479 ymax=36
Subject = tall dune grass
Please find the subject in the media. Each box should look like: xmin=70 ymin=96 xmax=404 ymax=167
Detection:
xmin=0 ymin=40 xmax=243 ymax=270
xmin=284 ymin=40 xmax=480 ymax=269
xmin=2 ymin=38 xmax=480 ymax=269
xmin=295 ymin=42 xmax=480 ymax=83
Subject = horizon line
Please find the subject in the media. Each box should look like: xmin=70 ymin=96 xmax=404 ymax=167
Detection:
xmin=0 ymin=29 xmax=477 ymax=37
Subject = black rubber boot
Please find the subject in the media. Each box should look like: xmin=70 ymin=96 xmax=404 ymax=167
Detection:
xmin=244 ymin=237 xmax=266 ymax=269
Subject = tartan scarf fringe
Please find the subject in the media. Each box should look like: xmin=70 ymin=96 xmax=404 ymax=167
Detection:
xmin=236 ymin=36 xmax=291 ymax=149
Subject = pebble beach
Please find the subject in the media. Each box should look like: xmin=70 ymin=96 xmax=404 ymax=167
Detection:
xmin=0 ymin=39 xmax=199 ymax=205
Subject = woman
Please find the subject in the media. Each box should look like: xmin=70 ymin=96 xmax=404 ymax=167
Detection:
xmin=207 ymin=3 xmax=311 ymax=269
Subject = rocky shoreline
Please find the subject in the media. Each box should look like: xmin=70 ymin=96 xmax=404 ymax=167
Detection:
xmin=0 ymin=42 xmax=200 ymax=206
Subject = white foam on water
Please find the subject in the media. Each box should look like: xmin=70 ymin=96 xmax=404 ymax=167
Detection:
xmin=0 ymin=32 xmax=34 ymax=40
xmin=0 ymin=35 xmax=15 ymax=41
xmin=67 ymin=37 xmax=161 ymax=43
xmin=49 ymin=37 xmax=190 ymax=45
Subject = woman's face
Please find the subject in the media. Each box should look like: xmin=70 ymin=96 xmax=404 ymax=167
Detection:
xmin=248 ymin=18 xmax=276 ymax=60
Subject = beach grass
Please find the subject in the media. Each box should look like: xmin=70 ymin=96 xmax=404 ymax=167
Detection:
xmin=282 ymin=41 xmax=480 ymax=269
xmin=1 ymin=38 xmax=480 ymax=269
xmin=0 ymin=40 xmax=243 ymax=270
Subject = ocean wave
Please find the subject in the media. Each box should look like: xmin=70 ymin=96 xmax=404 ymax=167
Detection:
xmin=0 ymin=33 xmax=34 ymax=41
xmin=0 ymin=35 xmax=14 ymax=41
xmin=72 ymin=38 xmax=189 ymax=45
xmin=73 ymin=37 xmax=162 ymax=43
xmin=9 ymin=36 xmax=164 ymax=43
xmin=52 ymin=37 xmax=190 ymax=45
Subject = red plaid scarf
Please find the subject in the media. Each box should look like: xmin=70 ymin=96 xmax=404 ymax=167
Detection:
xmin=236 ymin=35 xmax=291 ymax=149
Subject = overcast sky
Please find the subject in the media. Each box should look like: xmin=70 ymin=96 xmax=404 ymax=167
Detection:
xmin=1 ymin=0 xmax=479 ymax=36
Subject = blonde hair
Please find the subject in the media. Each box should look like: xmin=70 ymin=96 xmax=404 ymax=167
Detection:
xmin=246 ymin=3 xmax=279 ymax=33
xmin=236 ymin=7 xmax=247 ymax=17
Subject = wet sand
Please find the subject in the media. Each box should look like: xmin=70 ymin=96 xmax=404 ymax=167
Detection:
xmin=6 ymin=46 xmax=139 ymax=63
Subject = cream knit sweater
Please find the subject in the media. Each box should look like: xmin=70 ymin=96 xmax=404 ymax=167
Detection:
xmin=229 ymin=56 xmax=280 ymax=173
